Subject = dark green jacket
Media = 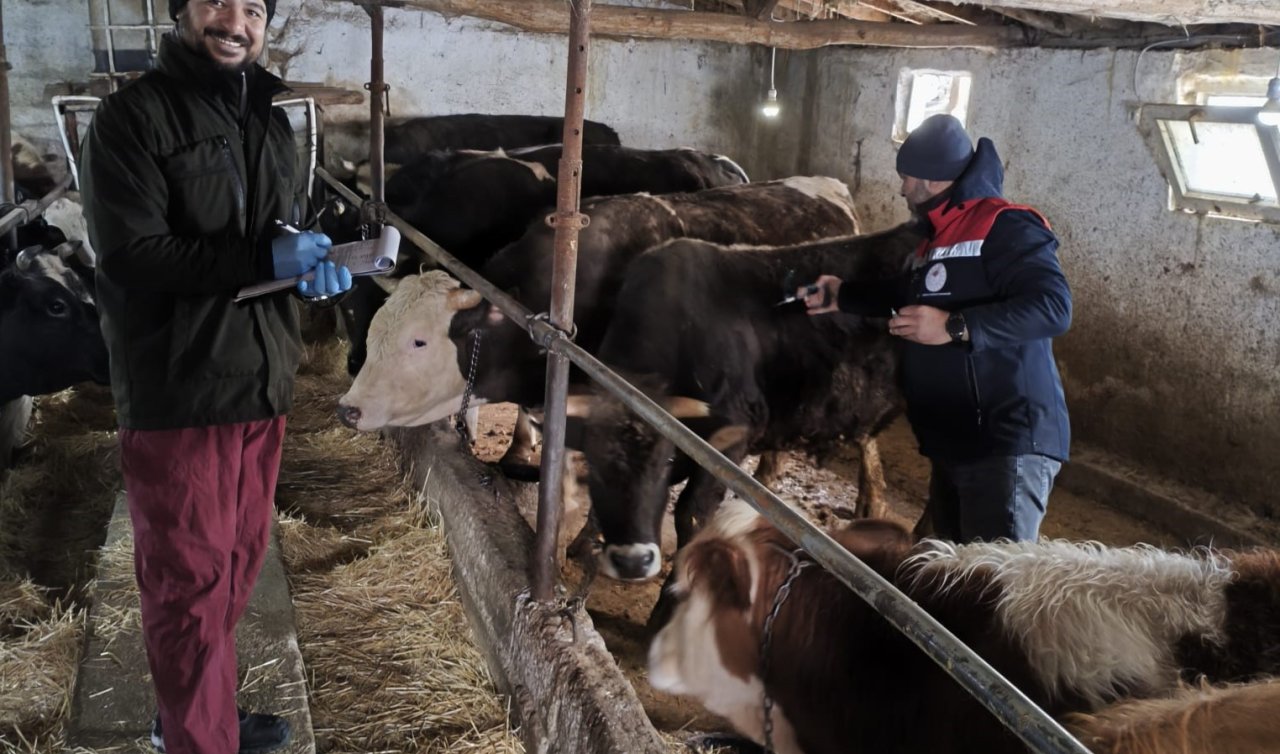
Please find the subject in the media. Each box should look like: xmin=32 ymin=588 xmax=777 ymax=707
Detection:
xmin=81 ymin=34 xmax=306 ymax=430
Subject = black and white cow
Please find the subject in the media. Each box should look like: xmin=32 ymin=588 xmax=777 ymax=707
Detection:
xmin=575 ymin=223 xmax=925 ymax=580
xmin=336 ymin=177 xmax=863 ymax=435
xmin=333 ymin=144 xmax=749 ymax=377
xmin=0 ymin=243 xmax=109 ymax=404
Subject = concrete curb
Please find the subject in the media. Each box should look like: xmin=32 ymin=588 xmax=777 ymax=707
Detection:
xmin=67 ymin=494 xmax=316 ymax=754
xmin=392 ymin=424 xmax=667 ymax=754
xmin=1057 ymin=445 xmax=1271 ymax=549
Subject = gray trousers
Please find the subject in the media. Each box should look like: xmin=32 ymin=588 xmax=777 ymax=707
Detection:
xmin=927 ymin=454 xmax=1062 ymax=543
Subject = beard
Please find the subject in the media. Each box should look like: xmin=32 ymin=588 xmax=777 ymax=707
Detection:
xmin=178 ymin=22 xmax=259 ymax=73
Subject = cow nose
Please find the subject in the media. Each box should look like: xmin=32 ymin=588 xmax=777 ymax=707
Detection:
xmin=337 ymin=403 xmax=362 ymax=429
xmin=607 ymin=544 xmax=659 ymax=581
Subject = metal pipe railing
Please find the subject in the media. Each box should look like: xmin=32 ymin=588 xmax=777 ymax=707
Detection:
xmin=313 ymin=163 xmax=1089 ymax=753
xmin=52 ymin=96 xmax=103 ymax=192
xmin=364 ymin=3 xmax=387 ymax=205
xmin=533 ymin=0 xmax=593 ymax=603
xmin=0 ymin=2 xmax=13 ymax=205
xmin=0 ymin=174 xmax=73 ymax=238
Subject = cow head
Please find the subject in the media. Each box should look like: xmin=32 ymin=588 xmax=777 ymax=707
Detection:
xmin=337 ymin=270 xmax=488 ymax=430
xmin=575 ymin=391 xmax=746 ymax=581
xmin=0 ymin=244 xmax=110 ymax=403
xmin=647 ymin=499 xmax=803 ymax=753
xmin=649 ymin=500 xmax=917 ymax=754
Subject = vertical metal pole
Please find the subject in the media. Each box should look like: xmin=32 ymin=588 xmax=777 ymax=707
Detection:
xmin=532 ymin=0 xmax=592 ymax=603
xmin=366 ymin=3 xmax=386 ymax=204
xmin=0 ymin=2 xmax=12 ymax=204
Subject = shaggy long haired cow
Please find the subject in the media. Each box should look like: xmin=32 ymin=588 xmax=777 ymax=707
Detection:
xmin=649 ymin=500 xmax=1280 ymax=754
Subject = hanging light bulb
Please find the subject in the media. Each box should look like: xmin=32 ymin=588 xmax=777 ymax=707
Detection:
xmin=760 ymin=47 xmax=781 ymax=119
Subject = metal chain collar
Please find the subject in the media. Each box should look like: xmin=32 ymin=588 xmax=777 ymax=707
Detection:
xmin=454 ymin=329 xmax=483 ymax=448
xmin=760 ymin=547 xmax=812 ymax=754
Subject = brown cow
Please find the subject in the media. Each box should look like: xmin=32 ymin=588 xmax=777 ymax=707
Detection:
xmin=650 ymin=500 xmax=1280 ymax=754
xmin=1064 ymin=679 xmax=1280 ymax=754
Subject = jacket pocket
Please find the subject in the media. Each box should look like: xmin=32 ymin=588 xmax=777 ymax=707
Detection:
xmin=160 ymin=136 xmax=245 ymax=236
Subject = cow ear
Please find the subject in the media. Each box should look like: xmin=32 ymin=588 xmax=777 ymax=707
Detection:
xmin=707 ymin=424 xmax=749 ymax=454
xmin=447 ymin=288 xmax=483 ymax=311
xmin=684 ymin=538 xmax=752 ymax=611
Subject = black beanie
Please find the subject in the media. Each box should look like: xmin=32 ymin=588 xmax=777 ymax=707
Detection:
xmin=896 ymin=114 xmax=974 ymax=182
xmin=170 ymin=0 xmax=276 ymax=22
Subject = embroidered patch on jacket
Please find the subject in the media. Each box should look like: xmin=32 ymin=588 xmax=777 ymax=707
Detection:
xmin=928 ymin=240 xmax=983 ymax=260
xmin=925 ymin=262 xmax=948 ymax=293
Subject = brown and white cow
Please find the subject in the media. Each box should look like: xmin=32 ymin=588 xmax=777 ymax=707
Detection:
xmin=650 ymin=499 xmax=1280 ymax=754
xmin=337 ymin=176 xmax=861 ymax=433
xmin=1064 ymin=679 xmax=1280 ymax=754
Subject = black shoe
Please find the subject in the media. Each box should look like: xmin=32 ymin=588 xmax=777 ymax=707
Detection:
xmin=151 ymin=708 xmax=291 ymax=754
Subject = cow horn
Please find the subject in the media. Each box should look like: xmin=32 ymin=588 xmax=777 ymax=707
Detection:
xmin=14 ymin=246 xmax=37 ymax=270
xmin=707 ymin=424 xmax=749 ymax=453
xmin=662 ymin=397 xmax=711 ymax=418
xmin=75 ymin=241 xmax=98 ymax=268
xmin=448 ymin=288 xmax=483 ymax=311
xmin=371 ymin=275 xmax=401 ymax=295
xmin=564 ymin=395 xmax=597 ymax=418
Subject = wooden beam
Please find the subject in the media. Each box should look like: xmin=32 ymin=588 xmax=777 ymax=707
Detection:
xmin=940 ymin=0 xmax=1280 ymax=26
xmin=356 ymin=0 xmax=1027 ymax=49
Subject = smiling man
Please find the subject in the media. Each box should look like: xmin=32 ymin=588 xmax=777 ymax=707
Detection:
xmin=77 ymin=1 xmax=348 ymax=752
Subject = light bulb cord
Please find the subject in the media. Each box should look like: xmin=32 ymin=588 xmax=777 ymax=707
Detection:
xmin=770 ymin=47 xmax=777 ymax=90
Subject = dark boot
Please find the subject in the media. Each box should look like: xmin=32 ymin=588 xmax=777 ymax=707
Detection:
xmin=151 ymin=708 xmax=292 ymax=754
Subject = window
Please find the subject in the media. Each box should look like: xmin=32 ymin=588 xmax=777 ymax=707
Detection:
xmin=893 ymin=68 xmax=972 ymax=143
xmin=1138 ymin=104 xmax=1280 ymax=223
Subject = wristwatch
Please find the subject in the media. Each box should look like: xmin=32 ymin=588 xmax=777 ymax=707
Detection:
xmin=946 ymin=311 xmax=968 ymax=344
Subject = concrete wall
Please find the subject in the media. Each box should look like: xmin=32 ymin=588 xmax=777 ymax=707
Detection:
xmin=786 ymin=45 xmax=1280 ymax=515
xmin=8 ymin=2 xmax=1277 ymax=512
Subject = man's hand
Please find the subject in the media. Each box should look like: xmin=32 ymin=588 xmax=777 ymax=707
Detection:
xmin=888 ymin=305 xmax=951 ymax=345
xmin=271 ymin=231 xmax=332 ymax=279
xmin=802 ymin=275 xmax=842 ymax=315
xmin=298 ymin=260 xmax=353 ymax=299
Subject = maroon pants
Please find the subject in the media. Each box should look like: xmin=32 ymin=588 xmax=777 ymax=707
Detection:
xmin=120 ymin=418 xmax=286 ymax=754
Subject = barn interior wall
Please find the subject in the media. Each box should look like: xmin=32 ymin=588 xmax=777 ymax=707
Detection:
xmin=792 ymin=45 xmax=1280 ymax=515
xmin=13 ymin=3 xmax=1274 ymax=513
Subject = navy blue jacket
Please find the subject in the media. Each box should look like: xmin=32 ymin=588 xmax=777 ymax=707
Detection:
xmin=839 ymin=138 xmax=1071 ymax=462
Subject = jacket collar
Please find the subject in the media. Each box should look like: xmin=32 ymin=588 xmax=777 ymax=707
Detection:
xmin=923 ymin=137 xmax=1006 ymax=235
xmin=155 ymin=32 xmax=288 ymax=106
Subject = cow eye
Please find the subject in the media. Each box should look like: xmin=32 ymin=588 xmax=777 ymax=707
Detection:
xmin=47 ymin=299 xmax=69 ymax=318
xmin=413 ymin=339 xmax=427 ymax=348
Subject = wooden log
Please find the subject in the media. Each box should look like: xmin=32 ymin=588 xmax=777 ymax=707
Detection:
xmin=350 ymin=0 xmax=1027 ymax=49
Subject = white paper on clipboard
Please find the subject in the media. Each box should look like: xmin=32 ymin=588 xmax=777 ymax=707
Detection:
xmin=234 ymin=226 xmax=401 ymax=302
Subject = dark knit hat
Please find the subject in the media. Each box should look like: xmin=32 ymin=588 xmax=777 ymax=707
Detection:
xmin=170 ymin=0 xmax=276 ymax=22
xmin=896 ymin=114 xmax=974 ymax=181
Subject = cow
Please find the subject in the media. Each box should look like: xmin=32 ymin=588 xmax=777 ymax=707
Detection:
xmin=381 ymin=113 xmax=620 ymax=165
xmin=333 ymin=144 xmax=750 ymax=377
xmin=0 ymin=243 xmax=110 ymax=404
xmin=337 ymin=176 xmax=861 ymax=435
xmin=1063 ymin=679 xmax=1280 ymax=754
xmin=573 ymin=222 xmax=923 ymax=581
xmin=649 ymin=499 xmax=1280 ymax=754
xmin=323 ymin=113 xmax=621 ymax=196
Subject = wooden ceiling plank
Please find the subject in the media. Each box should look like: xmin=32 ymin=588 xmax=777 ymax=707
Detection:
xmin=364 ymin=0 xmax=1029 ymax=48
xmin=854 ymin=0 xmax=925 ymax=25
xmin=891 ymin=0 xmax=977 ymax=24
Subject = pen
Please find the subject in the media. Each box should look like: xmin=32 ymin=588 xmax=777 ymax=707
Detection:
xmin=275 ymin=219 xmax=301 ymax=234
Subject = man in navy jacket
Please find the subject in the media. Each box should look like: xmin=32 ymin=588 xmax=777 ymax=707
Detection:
xmin=803 ymin=114 xmax=1071 ymax=542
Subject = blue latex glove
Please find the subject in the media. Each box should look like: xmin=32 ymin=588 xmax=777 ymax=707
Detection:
xmin=271 ymin=231 xmax=332 ymax=279
xmin=298 ymin=260 xmax=353 ymax=299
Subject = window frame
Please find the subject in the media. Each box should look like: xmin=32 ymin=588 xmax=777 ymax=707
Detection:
xmin=892 ymin=68 xmax=973 ymax=144
xmin=1138 ymin=103 xmax=1280 ymax=224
